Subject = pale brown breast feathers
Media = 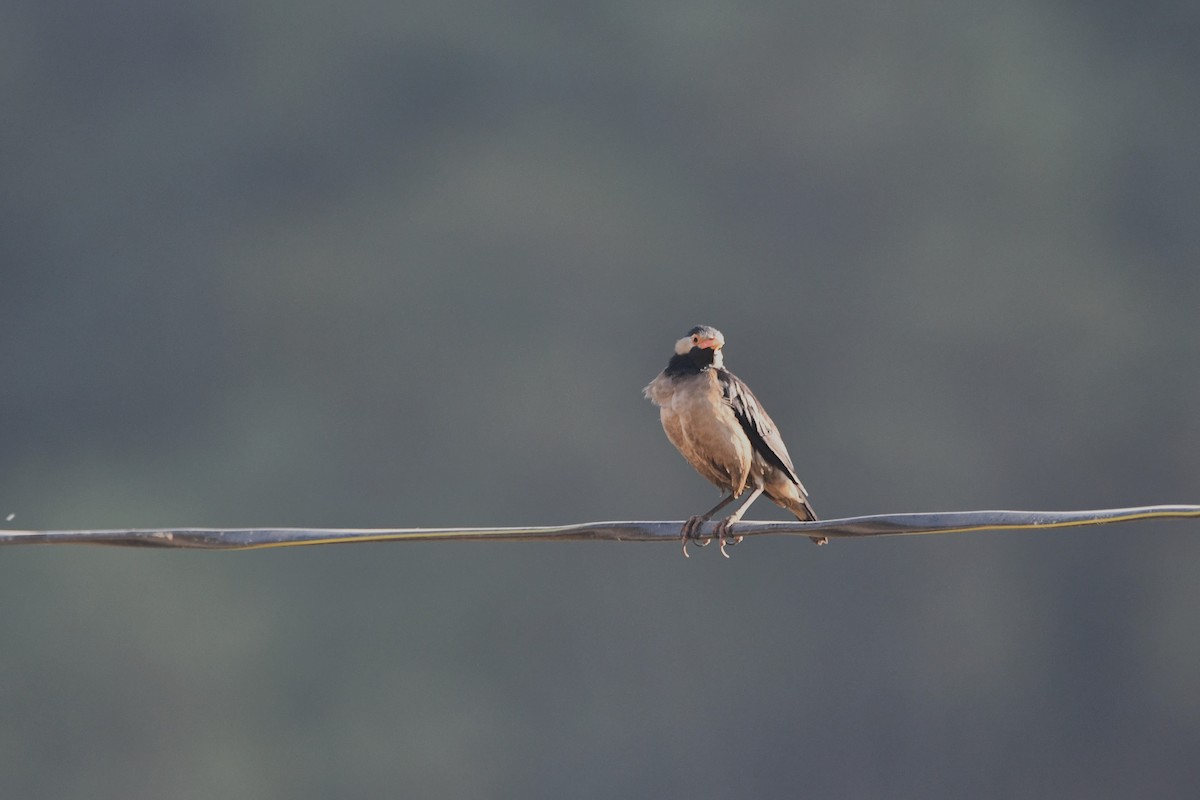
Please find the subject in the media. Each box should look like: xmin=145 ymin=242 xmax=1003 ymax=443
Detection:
xmin=649 ymin=371 xmax=752 ymax=495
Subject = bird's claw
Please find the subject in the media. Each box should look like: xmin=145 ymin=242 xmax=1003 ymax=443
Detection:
xmin=680 ymin=515 xmax=711 ymax=558
xmin=716 ymin=519 xmax=743 ymax=558
xmin=680 ymin=516 xmax=746 ymax=558
xmin=810 ymin=536 xmax=828 ymax=546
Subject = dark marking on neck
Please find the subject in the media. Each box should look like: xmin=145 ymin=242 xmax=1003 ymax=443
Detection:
xmin=663 ymin=347 xmax=716 ymax=377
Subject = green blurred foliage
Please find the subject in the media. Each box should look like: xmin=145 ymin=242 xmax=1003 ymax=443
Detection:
xmin=2 ymin=0 xmax=1199 ymax=797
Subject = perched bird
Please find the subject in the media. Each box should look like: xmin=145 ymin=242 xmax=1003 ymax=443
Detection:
xmin=644 ymin=325 xmax=825 ymax=556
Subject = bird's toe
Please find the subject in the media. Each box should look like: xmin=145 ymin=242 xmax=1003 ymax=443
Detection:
xmin=716 ymin=519 xmax=743 ymax=558
xmin=680 ymin=515 xmax=711 ymax=557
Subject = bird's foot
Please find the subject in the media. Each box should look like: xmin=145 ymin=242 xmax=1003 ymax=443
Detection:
xmin=810 ymin=536 xmax=828 ymax=546
xmin=716 ymin=519 xmax=744 ymax=559
xmin=680 ymin=515 xmax=711 ymax=558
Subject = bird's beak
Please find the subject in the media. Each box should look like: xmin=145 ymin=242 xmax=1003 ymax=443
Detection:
xmin=696 ymin=337 xmax=723 ymax=350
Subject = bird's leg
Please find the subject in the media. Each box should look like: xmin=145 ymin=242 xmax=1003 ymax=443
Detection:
xmin=715 ymin=487 xmax=764 ymax=558
xmin=680 ymin=493 xmax=738 ymax=557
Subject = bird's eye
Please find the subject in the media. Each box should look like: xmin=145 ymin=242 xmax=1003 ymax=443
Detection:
xmin=691 ymin=336 xmax=698 ymax=343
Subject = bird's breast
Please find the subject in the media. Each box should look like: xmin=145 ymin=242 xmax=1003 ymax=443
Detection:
xmin=642 ymin=372 xmax=676 ymax=407
xmin=650 ymin=371 xmax=752 ymax=493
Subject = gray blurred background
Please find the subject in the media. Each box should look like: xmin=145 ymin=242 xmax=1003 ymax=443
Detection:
xmin=2 ymin=0 xmax=1199 ymax=797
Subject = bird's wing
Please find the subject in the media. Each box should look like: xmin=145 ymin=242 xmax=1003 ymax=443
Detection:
xmin=718 ymin=368 xmax=803 ymax=487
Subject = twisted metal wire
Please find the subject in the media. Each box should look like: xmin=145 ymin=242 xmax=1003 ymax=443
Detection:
xmin=2 ymin=505 xmax=1197 ymax=550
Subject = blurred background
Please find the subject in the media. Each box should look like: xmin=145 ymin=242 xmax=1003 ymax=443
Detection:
xmin=2 ymin=0 xmax=1199 ymax=797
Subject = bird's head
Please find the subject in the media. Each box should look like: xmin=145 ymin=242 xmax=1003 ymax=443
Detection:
xmin=674 ymin=325 xmax=725 ymax=368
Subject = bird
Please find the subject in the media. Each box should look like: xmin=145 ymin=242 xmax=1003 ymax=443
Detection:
xmin=644 ymin=325 xmax=825 ymax=556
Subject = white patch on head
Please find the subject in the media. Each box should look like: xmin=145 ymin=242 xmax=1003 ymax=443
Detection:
xmin=676 ymin=328 xmax=720 ymax=357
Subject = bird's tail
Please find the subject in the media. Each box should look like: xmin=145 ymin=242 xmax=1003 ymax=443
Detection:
xmin=784 ymin=496 xmax=826 ymax=546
